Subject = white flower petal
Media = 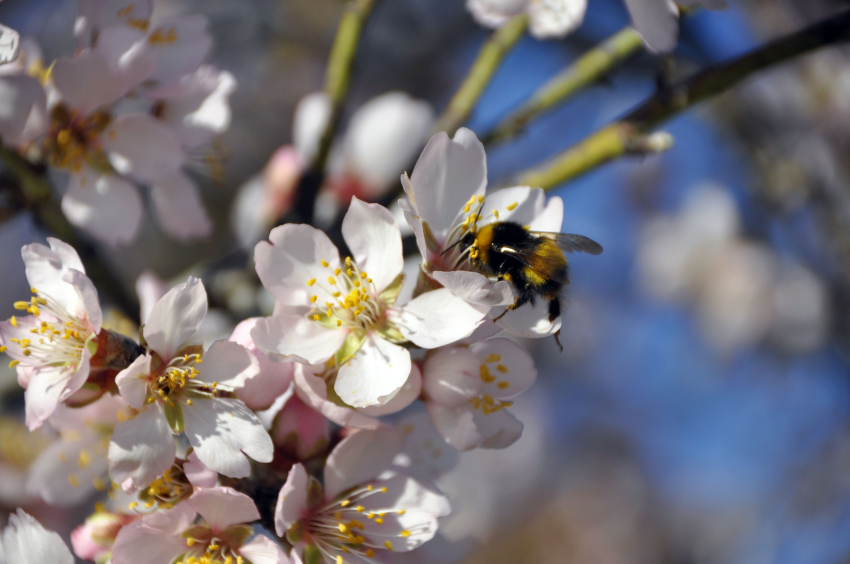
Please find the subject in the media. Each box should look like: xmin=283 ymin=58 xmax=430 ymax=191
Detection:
xmin=426 ymin=403 xmax=482 ymax=451
xmin=342 ymin=197 xmax=404 ymax=292
xmin=64 ymin=269 xmax=103 ymax=333
xmin=183 ymin=398 xmax=273 ymax=478
xmin=495 ymin=298 xmax=561 ymax=338
xmin=334 ymin=335 xmax=411 ymax=408
xmin=0 ymin=74 xmax=47 ymax=145
xmin=407 ymin=128 xmax=487 ymax=238
xmin=52 ymin=50 xmax=129 ymax=112
xmin=108 ymin=406 xmax=177 ymax=492
xmin=136 ymin=271 xmax=169 ymax=325
xmin=195 ymin=340 xmax=259 ymax=390
xmin=94 ymin=25 xmax=154 ymax=88
xmin=144 ymin=15 xmax=212 ymax=83
xmin=470 ymin=338 xmax=536 ymax=399
xmin=324 ymin=428 xmax=403 ymax=499
xmin=62 ymin=170 xmax=143 ymax=246
xmin=292 ymin=364 xmax=383 ymax=430
xmin=293 ymin=92 xmax=331 ymax=163
xmin=255 ymin=223 xmax=341 ymax=306
xmin=393 ymin=411 xmax=459 ymax=482
xmin=239 ymin=535 xmax=290 ymax=564
xmin=24 ymin=350 xmax=90 ymax=430
xmin=151 ymin=171 xmax=212 ymax=240
xmin=2 ymin=509 xmax=74 ymax=564
xmin=251 ymin=313 xmax=347 ymax=365
xmin=527 ymin=0 xmax=587 ymax=39
xmin=187 ymin=487 xmax=259 ymax=531
xmin=396 ymin=288 xmax=486 ymax=348
xmin=624 ymin=0 xmax=680 ymax=53
xmin=466 ymin=0 xmax=526 ymax=28
xmin=275 ymin=463 xmax=309 ymax=535
xmin=76 ymin=0 xmax=153 ymax=47
xmin=432 ymin=270 xmax=514 ymax=307
xmin=358 ymin=363 xmax=422 ymax=417
xmin=474 ymin=407 xmax=523 ymax=449
xmin=21 ymin=237 xmax=86 ymax=321
xmin=114 ymin=353 xmax=153 ymax=410
xmin=144 ymin=276 xmax=207 ymax=361
xmin=342 ymin=92 xmax=434 ymax=197
xmin=150 ymin=66 xmax=236 ymax=148
xmin=102 ymin=114 xmax=184 ymax=183
xmin=422 ymin=346 xmax=482 ymax=407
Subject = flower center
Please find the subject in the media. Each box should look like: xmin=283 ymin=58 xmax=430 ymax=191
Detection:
xmin=6 ymin=287 xmax=93 ymax=370
xmin=44 ymin=105 xmax=111 ymax=173
xmin=305 ymin=484 xmax=416 ymax=559
xmin=305 ymin=257 xmax=384 ymax=333
xmin=146 ymin=352 xmax=216 ymax=408
xmin=180 ymin=525 xmax=252 ymax=564
xmin=136 ymin=463 xmax=194 ymax=511
xmin=469 ymin=354 xmax=513 ymax=415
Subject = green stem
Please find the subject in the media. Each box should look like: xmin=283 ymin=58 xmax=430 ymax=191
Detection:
xmin=291 ymin=0 xmax=379 ymax=223
xmin=482 ymin=25 xmax=645 ymax=146
xmin=0 ymin=147 xmax=139 ymax=321
xmin=513 ymin=9 xmax=850 ymax=191
xmin=433 ymin=14 xmax=529 ymax=136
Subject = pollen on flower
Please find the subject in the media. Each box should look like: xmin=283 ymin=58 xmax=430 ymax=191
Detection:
xmin=506 ymin=201 xmax=519 ymax=211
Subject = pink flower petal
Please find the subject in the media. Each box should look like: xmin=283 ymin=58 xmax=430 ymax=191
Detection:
xmin=187 ymin=487 xmax=259 ymax=532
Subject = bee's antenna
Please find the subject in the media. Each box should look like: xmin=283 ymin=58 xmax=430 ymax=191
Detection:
xmin=441 ymin=239 xmax=464 ymax=256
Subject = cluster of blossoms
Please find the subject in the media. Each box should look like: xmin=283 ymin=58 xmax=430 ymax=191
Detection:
xmin=0 ymin=126 xmax=573 ymax=563
xmin=0 ymin=0 xmax=233 ymax=245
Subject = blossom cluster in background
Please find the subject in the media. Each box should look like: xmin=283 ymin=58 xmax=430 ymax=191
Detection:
xmin=0 ymin=0 xmax=233 ymax=245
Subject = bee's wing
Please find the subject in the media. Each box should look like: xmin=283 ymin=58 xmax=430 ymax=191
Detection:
xmin=531 ymin=232 xmax=604 ymax=255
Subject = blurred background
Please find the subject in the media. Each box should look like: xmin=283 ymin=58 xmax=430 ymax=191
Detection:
xmin=3 ymin=0 xmax=850 ymax=562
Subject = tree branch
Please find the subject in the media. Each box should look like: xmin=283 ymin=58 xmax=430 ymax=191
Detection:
xmin=481 ymin=25 xmax=645 ymax=146
xmin=289 ymin=0 xmax=379 ymax=224
xmin=433 ymin=14 xmax=529 ymax=136
xmin=511 ymin=9 xmax=850 ymax=191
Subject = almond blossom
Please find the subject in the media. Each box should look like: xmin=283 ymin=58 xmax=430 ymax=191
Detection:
xmin=112 ymin=487 xmax=289 ymax=564
xmin=400 ymin=128 xmax=566 ymax=338
xmin=0 ymin=509 xmax=75 ymax=564
xmin=275 ymin=428 xmax=451 ymax=563
xmin=421 ymin=338 xmax=536 ymax=451
xmin=108 ymin=277 xmax=273 ymax=491
xmin=71 ymin=509 xmax=140 ymax=564
xmin=252 ymin=196 xmax=486 ymax=408
xmin=0 ymin=238 xmax=104 ymax=430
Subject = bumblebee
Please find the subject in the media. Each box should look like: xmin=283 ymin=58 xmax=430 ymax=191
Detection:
xmin=456 ymin=221 xmax=603 ymax=350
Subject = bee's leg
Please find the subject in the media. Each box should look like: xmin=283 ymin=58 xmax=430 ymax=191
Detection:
xmin=493 ymin=294 xmax=529 ymax=321
xmin=548 ymin=299 xmax=563 ymax=352
xmin=553 ymin=330 xmax=564 ymax=353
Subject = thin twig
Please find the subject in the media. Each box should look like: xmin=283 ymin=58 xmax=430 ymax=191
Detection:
xmin=511 ymin=9 xmax=850 ymax=190
xmin=433 ymin=14 xmax=529 ymax=136
xmin=481 ymin=25 xmax=645 ymax=146
xmin=289 ymin=0 xmax=379 ymax=224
